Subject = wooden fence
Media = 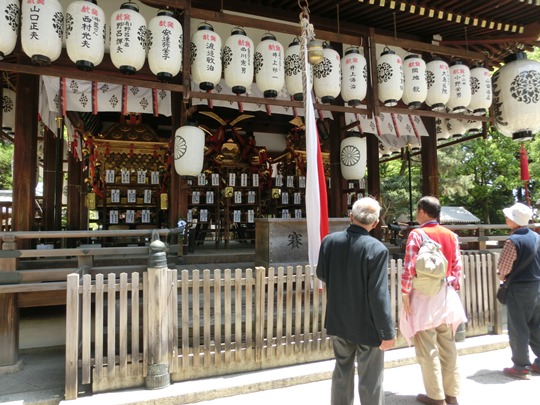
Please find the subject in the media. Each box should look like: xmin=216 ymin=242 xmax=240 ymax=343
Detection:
xmin=65 ymin=252 xmax=502 ymax=400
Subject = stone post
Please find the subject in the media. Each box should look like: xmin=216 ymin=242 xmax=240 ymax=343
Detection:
xmin=145 ymin=232 xmax=170 ymax=389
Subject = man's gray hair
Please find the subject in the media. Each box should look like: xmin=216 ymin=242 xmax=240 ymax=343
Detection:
xmin=351 ymin=197 xmax=381 ymax=225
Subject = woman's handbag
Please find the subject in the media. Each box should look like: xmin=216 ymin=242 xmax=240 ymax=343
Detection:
xmin=497 ymin=282 xmax=508 ymax=305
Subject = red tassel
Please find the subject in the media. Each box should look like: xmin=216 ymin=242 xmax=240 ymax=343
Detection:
xmin=92 ymin=81 xmax=98 ymax=115
xmin=60 ymin=77 xmax=67 ymax=116
xmin=152 ymin=88 xmax=159 ymax=117
xmin=521 ymin=143 xmax=530 ymax=182
xmin=122 ymin=85 xmax=128 ymax=115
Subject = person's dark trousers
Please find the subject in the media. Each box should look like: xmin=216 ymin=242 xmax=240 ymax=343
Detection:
xmin=507 ymin=281 xmax=540 ymax=369
xmin=331 ymin=335 xmax=385 ymax=405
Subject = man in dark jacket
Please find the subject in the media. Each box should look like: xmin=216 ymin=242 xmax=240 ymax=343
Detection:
xmin=317 ymin=197 xmax=396 ymax=405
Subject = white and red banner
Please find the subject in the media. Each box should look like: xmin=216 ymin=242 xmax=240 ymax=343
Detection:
xmin=303 ymin=50 xmax=329 ymax=271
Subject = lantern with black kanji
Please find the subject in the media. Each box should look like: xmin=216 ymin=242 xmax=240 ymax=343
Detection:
xmin=110 ymin=2 xmax=147 ymax=75
xmin=402 ymin=53 xmax=427 ymax=109
xmin=254 ymin=33 xmax=284 ymax=98
xmin=341 ymin=47 xmax=367 ymax=106
xmin=377 ymin=47 xmax=403 ymax=107
xmin=468 ymin=63 xmax=492 ymax=116
xmin=223 ymin=27 xmax=254 ymax=95
xmin=148 ymin=9 xmax=182 ymax=82
xmin=447 ymin=59 xmax=471 ymax=113
xmin=285 ymin=38 xmax=312 ymax=101
xmin=446 ymin=113 xmax=465 ymax=138
xmin=435 ymin=118 xmax=450 ymax=141
xmin=174 ymin=124 xmax=205 ymax=177
xmin=340 ymin=134 xmax=367 ymax=180
xmin=21 ymin=0 xmax=63 ymax=66
xmin=0 ymin=0 xmax=19 ymax=60
xmin=425 ymin=56 xmax=450 ymax=112
xmin=65 ymin=0 xmax=105 ymax=71
xmin=493 ymin=51 xmax=540 ymax=141
xmin=1 ymin=87 xmax=15 ymax=134
xmin=191 ymin=22 xmax=222 ymax=91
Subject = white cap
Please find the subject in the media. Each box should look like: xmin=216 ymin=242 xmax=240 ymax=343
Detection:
xmin=503 ymin=203 xmax=532 ymax=226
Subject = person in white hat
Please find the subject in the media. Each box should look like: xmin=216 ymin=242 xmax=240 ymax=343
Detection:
xmin=498 ymin=202 xmax=540 ymax=380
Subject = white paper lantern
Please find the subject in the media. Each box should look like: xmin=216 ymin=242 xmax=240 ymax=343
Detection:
xmin=435 ymin=117 xmax=450 ymax=141
xmin=446 ymin=113 xmax=465 ymax=138
xmin=340 ymin=135 xmax=367 ymax=180
xmin=191 ymin=22 xmax=222 ymax=91
xmin=447 ymin=60 xmax=471 ymax=113
xmin=174 ymin=125 xmax=205 ymax=177
xmin=402 ymin=53 xmax=427 ymax=109
xmin=21 ymin=0 xmax=63 ymax=66
xmin=285 ymin=38 xmax=312 ymax=101
xmin=148 ymin=9 xmax=182 ymax=82
xmin=254 ymin=33 xmax=284 ymax=98
xmin=341 ymin=47 xmax=367 ymax=106
xmin=493 ymin=52 xmax=540 ymax=141
xmin=425 ymin=57 xmax=450 ymax=111
xmin=65 ymin=0 xmax=105 ymax=71
xmin=314 ymin=42 xmax=341 ymax=104
xmin=468 ymin=64 xmax=492 ymax=116
xmin=464 ymin=119 xmax=482 ymax=135
xmin=2 ymin=88 xmax=15 ymax=134
xmin=110 ymin=2 xmax=147 ymax=75
xmin=223 ymin=27 xmax=254 ymax=95
xmin=377 ymin=48 xmax=403 ymax=107
xmin=0 ymin=0 xmax=19 ymax=60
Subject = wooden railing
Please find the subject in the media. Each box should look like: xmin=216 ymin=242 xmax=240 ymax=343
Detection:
xmin=64 ymin=252 xmax=501 ymax=400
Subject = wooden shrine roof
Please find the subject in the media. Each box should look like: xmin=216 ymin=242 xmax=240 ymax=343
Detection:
xmin=189 ymin=0 xmax=540 ymax=67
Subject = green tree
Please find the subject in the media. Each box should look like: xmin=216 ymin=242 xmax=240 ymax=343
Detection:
xmin=0 ymin=143 xmax=14 ymax=189
xmin=439 ymin=129 xmax=520 ymax=223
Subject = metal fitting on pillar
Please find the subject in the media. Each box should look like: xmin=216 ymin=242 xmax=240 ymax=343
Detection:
xmin=145 ymin=230 xmax=170 ymax=389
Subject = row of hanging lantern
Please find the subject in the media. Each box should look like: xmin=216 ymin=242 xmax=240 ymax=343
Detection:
xmin=377 ymin=48 xmax=493 ymax=117
xmin=0 ymin=1 xmax=184 ymax=79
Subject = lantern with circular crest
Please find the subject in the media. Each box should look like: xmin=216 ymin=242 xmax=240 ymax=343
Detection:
xmin=377 ymin=47 xmax=403 ymax=107
xmin=0 ymin=0 xmax=19 ymax=60
xmin=314 ymin=42 xmax=341 ymax=104
xmin=493 ymin=51 xmax=540 ymax=141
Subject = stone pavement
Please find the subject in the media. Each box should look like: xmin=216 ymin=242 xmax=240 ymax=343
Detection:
xmin=1 ymin=334 xmax=538 ymax=405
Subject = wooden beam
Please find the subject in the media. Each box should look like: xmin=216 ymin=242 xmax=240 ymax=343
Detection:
xmin=140 ymin=0 xmax=188 ymax=9
xmin=372 ymin=33 xmax=485 ymax=61
xmin=0 ymin=61 xmax=185 ymax=94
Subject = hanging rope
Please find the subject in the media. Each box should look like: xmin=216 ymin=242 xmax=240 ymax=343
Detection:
xmin=298 ymin=0 xmax=315 ymax=105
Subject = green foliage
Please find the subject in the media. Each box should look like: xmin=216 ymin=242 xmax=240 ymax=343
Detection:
xmin=439 ymin=130 xmax=520 ymax=224
xmin=0 ymin=143 xmax=14 ymax=189
xmin=380 ymin=154 xmax=422 ymax=224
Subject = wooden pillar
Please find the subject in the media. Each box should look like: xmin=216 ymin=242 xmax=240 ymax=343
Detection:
xmin=12 ymin=74 xmax=39 ymax=237
xmin=328 ymin=113 xmax=346 ymax=217
xmin=168 ymin=0 xmax=192 ymax=229
xmin=67 ymin=152 xmax=85 ymax=231
xmin=420 ymin=117 xmax=439 ymax=198
xmin=0 ymin=235 xmax=19 ymax=367
xmin=366 ymin=133 xmax=382 ymax=239
xmin=42 ymin=129 xmax=56 ymax=230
